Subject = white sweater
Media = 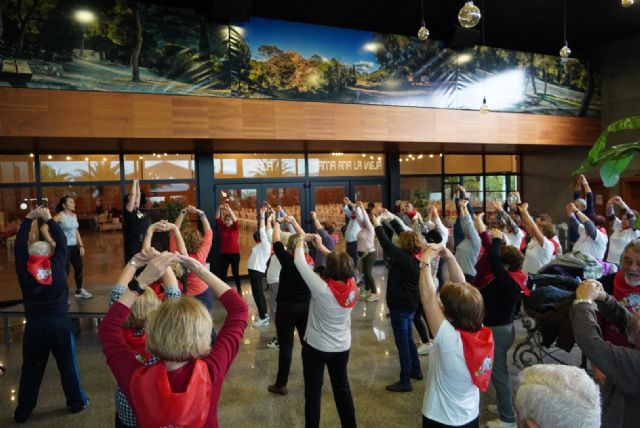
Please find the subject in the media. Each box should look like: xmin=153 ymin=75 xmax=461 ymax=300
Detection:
xmin=247 ymin=226 xmax=272 ymax=273
xmin=294 ymin=247 xmax=352 ymax=352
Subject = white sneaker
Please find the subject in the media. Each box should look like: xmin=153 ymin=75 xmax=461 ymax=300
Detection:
xmin=266 ymin=337 xmax=279 ymax=349
xmin=75 ymin=289 xmax=92 ymax=299
xmin=252 ymin=315 xmax=270 ymax=328
xmin=486 ymin=419 xmax=515 ymax=428
xmin=365 ymin=293 xmax=379 ymax=302
xmin=487 ymin=404 xmax=499 ymax=415
xmin=359 ymin=289 xmax=371 ymax=298
xmin=417 ymin=342 xmax=433 ymax=355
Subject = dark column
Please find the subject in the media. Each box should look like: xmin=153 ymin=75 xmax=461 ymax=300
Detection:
xmin=387 ymin=153 xmax=400 ymax=209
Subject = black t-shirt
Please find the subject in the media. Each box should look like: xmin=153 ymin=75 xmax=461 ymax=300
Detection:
xmin=123 ymin=208 xmax=149 ymax=244
xmin=482 ymin=238 xmax=522 ymax=327
xmin=273 ymin=241 xmax=310 ymax=308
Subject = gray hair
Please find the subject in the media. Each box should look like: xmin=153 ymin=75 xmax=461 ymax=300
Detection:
xmin=515 ymin=364 xmax=600 ymax=428
xmin=574 ymin=198 xmax=587 ymax=211
xmin=623 ymin=238 xmax=640 ymax=257
xmin=28 ymin=241 xmax=51 ymax=256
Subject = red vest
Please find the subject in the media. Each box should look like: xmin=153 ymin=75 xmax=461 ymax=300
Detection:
xmin=129 ymin=360 xmax=212 ymax=428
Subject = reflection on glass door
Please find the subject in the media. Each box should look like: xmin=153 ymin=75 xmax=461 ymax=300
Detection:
xmin=217 ymin=187 xmax=257 ymax=276
xmin=264 ymin=186 xmax=302 ymax=225
xmin=310 ymin=183 xmax=347 ymax=251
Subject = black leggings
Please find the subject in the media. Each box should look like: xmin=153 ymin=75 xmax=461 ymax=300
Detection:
xmin=302 ymin=342 xmax=356 ymax=428
xmin=274 ymin=307 xmax=308 ymax=387
xmin=219 ymin=253 xmax=241 ymax=293
xmin=65 ymin=245 xmax=83 ymax=291
xmin=414 ymin=304 xmax=431 ymax=344
xmin=249 ymin=269 xmax=268 ymax=319
xmin=358 ymin=251 xmax=377 ymax=294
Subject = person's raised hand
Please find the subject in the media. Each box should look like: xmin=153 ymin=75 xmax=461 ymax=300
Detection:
xmin=35 ymin=206 xmax=52 ymax=221
xmin=259 ymin=206 xmax=267 ymax=216
xmin=285 ymin=215 xmax=296 ymax=224
xmin=26 ymin=208 xmax=38 ymax=220
xmin=422 ymin=244 xmax=441 ymax=262
xmin=566 ymin=202 xmax=578 ymax=216
xmin=177 ymin=254 xmax=205 ymax=276
xmin=131 ymin=247 xmax=159 ymax=268
xmin=492 ymin=201 xmax=503 ymax=211
xmin=612 ymin=196 xmax=623 ymax=205
xmin=489 ymin=228 xmax=503 ymax=240
xmin=137 ymin=252 xmax=180 ymax=287
xmin=312 ymin=233 xmax=322 ymax=248
xmin=576 ymin=279 xmax=602 ymax=301
xmin=303 ymin=233 xmax=316 ymax=242
xmin=310 ymin=211 xmax=317 ymax=218
xmin=519 ymin=202 xmax=529 ymax=212
xmin=460 ymin=198 xmax=469 ymax=208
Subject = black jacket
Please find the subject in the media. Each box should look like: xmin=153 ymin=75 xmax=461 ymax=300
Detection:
xmin=375 ymin=226 xmax=420 ymax=312
xmin=15 ymin=218 xmax=69 ymax=319
xmin=273 ymin=241 xmax=310 ymax=309
xmin=482 ymin=238 xmax=522 ymax=326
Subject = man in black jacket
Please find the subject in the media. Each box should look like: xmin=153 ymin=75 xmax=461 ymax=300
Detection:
xmin=13 ymin=207 xmax=88 ymax=423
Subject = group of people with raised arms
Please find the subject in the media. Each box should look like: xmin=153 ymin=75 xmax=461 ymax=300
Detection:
xmin=11 ymin=173 xmax=639 ymax=428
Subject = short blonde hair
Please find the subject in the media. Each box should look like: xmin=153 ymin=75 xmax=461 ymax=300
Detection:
xmin=146 ymin=297 xmax=212 ymax=361
xmin=29 ymin=241 xmax=51 ymax=256
xmin=124 ymin=288 xmax=161 ymax=330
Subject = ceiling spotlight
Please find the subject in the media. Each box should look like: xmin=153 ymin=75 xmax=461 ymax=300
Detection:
xmin=102 ymin=157 xmax=107 ymax=161
xmin=439 ymin=153 xmax=443 ymax=157
xmin=480 ymin=96 xmax=490 ymax=114
xmin=139 ymin=155 xmax=143 ymax=160
xmin=66 ymin=156 xmax=71 ymax=160
xmin=429 ymin=154 xmax=434 ymax=158
xmin=47 ymin=155 xmax=52 ymax=159
xmin=559 ymin=44 xmax=571 ymax=58
xmin=361 ymin=153 xmax=366 ymax=157
xmin=84 ymin=157 xmax=89 ymax=161
xmin=400 ymin=158 xmax=403 ymax=162
xmin=418 ymin=154 xmax=423 ymax=159
xmin=621 ymin=0 xmax=635 ymax=7
xmin=458 ymin=1 xmax=481 ymax=28
xmin=29 ymin=153 xmax=34 ymax=157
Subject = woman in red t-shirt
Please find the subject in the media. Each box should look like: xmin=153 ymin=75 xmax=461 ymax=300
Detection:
xmin=216 ymin=203 xmax=242 ymax=293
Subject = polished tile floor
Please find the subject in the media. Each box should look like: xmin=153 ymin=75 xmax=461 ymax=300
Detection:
xmin=0 ymin=266 xmax=569 ymax=427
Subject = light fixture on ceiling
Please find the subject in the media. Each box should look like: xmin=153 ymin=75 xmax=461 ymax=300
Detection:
xmin=559 ymin=0 xmax=571 ymax=58
xmin=479 ymin=0 xmax=489 ymax=115
xmin=621 ymin=0 xmax=635 ymax=7
xmin=417 ymin=0 xmax=429 ymax=40
xmin=458 ymin=1 xmax=481 ymax=28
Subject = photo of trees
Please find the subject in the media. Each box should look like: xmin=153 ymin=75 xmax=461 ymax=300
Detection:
xmin=0 ymin=0 xmax=600 ymax=117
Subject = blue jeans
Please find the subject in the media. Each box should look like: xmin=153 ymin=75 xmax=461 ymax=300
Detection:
xmin=390 ymin=310 xmax=422 ymax=385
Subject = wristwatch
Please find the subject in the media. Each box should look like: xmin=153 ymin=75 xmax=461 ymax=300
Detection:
xmin=573 ymin=298 xmax=594 ymax=306
xmin=419 ymin=261 xmax=430 ymax=269
xmin=128 ymin=278 xmax=145 ymax=295
xmin=128 ymin=258 xmax=138 ymax=268
xmin=181 ymin=209 xmax=187 ymax=215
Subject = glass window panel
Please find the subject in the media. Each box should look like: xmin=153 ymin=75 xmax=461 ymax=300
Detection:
xmin=486 ymin=175 xmax=506 ymax=191
xmin=0 ymin=154 xmax=36 ymax=183
xmin=138 ymin=182 xmax=196 ymax=223
xmin=399 ymin=154 xmax=441 ymax=175
xmin=308 ymin=153 xmax=384 ymax=177
xmin=41 ymin=154 xmax=120 ymax=182
xmin=217 ymin=188 xmax=258 ymax=276
xmin=486 ymin=155 xmax=520 ymax=173
xmin=39 ymin=185 xmax=124 ymax=299
xmin=400 ymin=176 xmax=443 ymax=213
xmin=486 ymin=192 xmax=507 ymax=205
xmin=509 ymin=175 xmax=520 ymax=193
xmin=213 ymin=154 xmax=305 ymax=179
xmin=0 ymin=186 xmax=37 ymax=301
xmin=265 ymin=187 xmax=301 ymax=221
xmin=312 ymin=185 xmax=347 ymax=246
xmin=444 ymin=155 xmax=482 ymax=174
xmin=124 ymin=154 xmax=194 ymax=180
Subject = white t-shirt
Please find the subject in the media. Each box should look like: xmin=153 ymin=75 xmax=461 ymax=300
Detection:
xmin=504 ymin=229 xmax=524 ymax=249
xmin=607 ymin=219 xmax=640 ymax=264
xmin=573 ymin=224 xmax=608 ymax=261
xmin=522 ymin=236 xmax=555 ymax=274
xmin=422 ymin=320 xmax=479 ymax=425
xmin=247 ymin=226 xmax=272 ymax=273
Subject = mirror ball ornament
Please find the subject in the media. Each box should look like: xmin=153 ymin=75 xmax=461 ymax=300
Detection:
xmin=621 ymin=0 xmax=634 ymax=7
xmin=559 ymin=44 xmax=572 ymax=58
xmin=418 ymin=23 xmax=430 ymax=41
xmin=458 ymin=1 xmax=482 ymax=28
xmin=479 ymin=97 xmax=490 ymax=115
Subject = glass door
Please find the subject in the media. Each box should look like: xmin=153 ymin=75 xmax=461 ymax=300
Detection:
xmin=352 ymin=181 xmax=385 ymax=259
xmin=214 ymin=185 xmax=258 ymax=275
xmin=263 ymin=182 xmax=306 ymax=230
xmin=310 ymin=182 xmax=348 ymax=250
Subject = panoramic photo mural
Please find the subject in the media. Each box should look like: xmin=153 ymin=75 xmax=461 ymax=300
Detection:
xmin=0 ymin=0 xmax=600 ymax=116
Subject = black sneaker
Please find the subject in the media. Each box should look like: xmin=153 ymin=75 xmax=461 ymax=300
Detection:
xmin=411 ymin=372 xmax=424 ymax=381
xmin=386 ymin=381 xmax=412 ymax=392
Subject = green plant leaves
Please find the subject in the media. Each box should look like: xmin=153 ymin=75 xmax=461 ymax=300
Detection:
xmin=573 ymin=116 xmax=640 ymax=186
xmin=600 ymin=154 xmax=634 ymax=187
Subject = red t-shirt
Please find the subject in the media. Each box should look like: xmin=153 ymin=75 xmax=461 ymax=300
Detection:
xmin=170 ymin=229 xmax=213 ymax=296
xmin=98 ymin=290 xmax=248 ymax=428
xmin=216 ymin=218 xmax=240 ymax=254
